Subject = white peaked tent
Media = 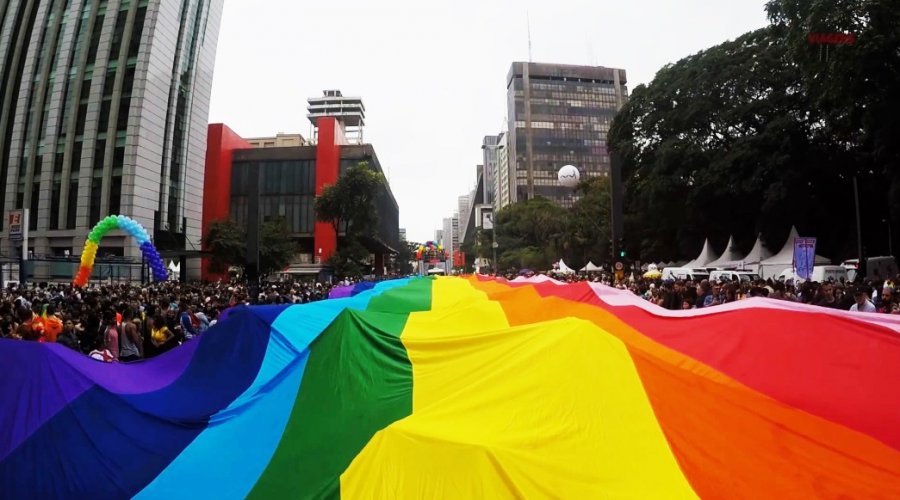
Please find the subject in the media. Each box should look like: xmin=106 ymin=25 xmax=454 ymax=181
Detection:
xmin=579 ymin=261 xmax=603 ymax=272
xmin=759 ymin=226 xmax=830 ymax=278
xmin=557 ymin=259 xmax=577 ymax=275
xmin=724 ymin=233 xmax=773 ymax=272
xmin=706 ymin=236 xmax=743 ymax=268
xmin=684 ymin=239 xmax=721 ymax=268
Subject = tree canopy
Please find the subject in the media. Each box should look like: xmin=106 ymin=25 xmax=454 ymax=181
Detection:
xmin=608 ymin=1 xmax=899 ymax=262
xmin=316 ymin=161 xmax=385 ymax=239
xmin=493 ymin=179 xmax=613 ymax=272
xmin=315 ymin=161 xmax=387 ymax=278
xmin=394 ymin=240 xmax=418 ymax=276
xmin=203 ymin=218 xmax=297 ymax=277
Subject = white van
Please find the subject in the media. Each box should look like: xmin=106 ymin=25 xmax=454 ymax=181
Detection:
xmin=709 ymin=270 xmax=760 ymax=283
xmin=661 ymin=267 xmax=710 ymax=282
xmin=841 ymin=256 xmax=898 ymax=282
xmin=779 ymin=265 xmax=848 ymax=283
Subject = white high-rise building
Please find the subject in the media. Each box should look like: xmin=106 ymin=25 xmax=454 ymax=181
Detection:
xmin=457 ymin=194 xmax=470 ymax=244
xmin=495 ymin=131 xmax=510 ymax=210
xmin=481 ymin=135 xmax=499 ymax=205
xmin=451 ymin=213 xmax=460 ymax=259
xmin=0 ymin=0 xmax=223 ymax=279
xmin=442 ymin=217 xmax=454 ymax=259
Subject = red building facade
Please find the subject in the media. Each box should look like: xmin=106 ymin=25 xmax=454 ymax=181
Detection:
xmin=202 ymin=119 xmax=399 ymax=282
xmin=203 ymin=124 xmax=252 ymax=281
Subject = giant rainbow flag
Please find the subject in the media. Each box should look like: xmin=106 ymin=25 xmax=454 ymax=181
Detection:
xmin=1 ymin=276 xmax=899 ymax=498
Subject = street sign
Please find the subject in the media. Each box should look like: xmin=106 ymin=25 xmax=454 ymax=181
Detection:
xmin=8 ymin=210 xmax=25 ymax=241
xmin=615 ymin=261 xmax=623 ymax=271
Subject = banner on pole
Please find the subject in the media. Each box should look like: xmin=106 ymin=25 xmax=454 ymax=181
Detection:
xmin=793 ymin=237 xmax=817 ymax=280
xmin=8 ymin=210 xmax=26 ymax=242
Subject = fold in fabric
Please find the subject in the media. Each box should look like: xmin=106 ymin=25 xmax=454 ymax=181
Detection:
xmin=3 ymin=276 xmax=899 ymax=498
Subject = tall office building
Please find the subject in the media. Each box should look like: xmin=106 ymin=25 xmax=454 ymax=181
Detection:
xmin=481 ymin=135 xmax=498 ymax=206
xmin=450 ymin=213 xmax=459 ymax=257
xmin=441 ymin=217 xmax=453 ymax=259
xmin=0 ymin=0 xmax=223 ymax=279
xmin=495 ymin=131 xmax=510 ymax=210
xmin=506 ymin=62 xmax=627 ymax=207
xmin=457 ymin=193 xmax=471 ymax=244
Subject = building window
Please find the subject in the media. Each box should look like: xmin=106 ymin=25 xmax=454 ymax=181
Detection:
xmin=49 ymin=182 xmax=61 ymax=230
xmin=67 ymin=180 xmax=79 ymax=229
xmin=89 ymin=174 xmax=102 ymax=226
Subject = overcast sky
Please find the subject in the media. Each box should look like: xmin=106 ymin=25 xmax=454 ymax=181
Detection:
xmin=208 ymin=0 xmax=770 ymax=243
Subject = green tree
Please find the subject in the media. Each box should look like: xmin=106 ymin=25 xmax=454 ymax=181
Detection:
xmin=203 ymin=218 xmax=297 ymax=277
xmin=608 ymin=20 xmax=898 ymax=262
xmin=204 ymin=220 xmax=246 ymax=274
xmin=565 ymin=176 xmax=612 ymax=268
xmin=394 ymin=240 xmax=418 ymax=275
xmin=315 ymin=161 xmax=387 ymax=278
xmin=328 ymin=238 xmax=371 ymax=278
xmin=495 ymin=197 xmax=568 ymax=271
xmin=259 ymin=218 xmax=298 ymax=276
xmin=766 ymin=0 xmax=900 ymax=229
xmin=316 ymin=161 xmax=385 ymax=238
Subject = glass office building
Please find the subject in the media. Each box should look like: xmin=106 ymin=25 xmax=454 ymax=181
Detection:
xmin=506 ymin=62 xmax=628 ymax=207
xmin=0 ymin=0 xmax=223 ymax=279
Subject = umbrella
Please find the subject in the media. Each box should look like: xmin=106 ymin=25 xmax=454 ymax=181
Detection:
xmin=518 ymin=269 xmax=533 ymax=276
xmin=642 ymin=270 xmax=662 ymax=279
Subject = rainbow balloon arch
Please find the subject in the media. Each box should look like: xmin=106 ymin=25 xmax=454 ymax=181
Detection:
xmin=73 ymin=215 xmax=168 ymax=287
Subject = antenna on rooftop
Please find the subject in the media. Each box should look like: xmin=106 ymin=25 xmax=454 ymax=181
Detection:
xmin=527 ymin=11 xmax=533 ymax=62
xmin=587 ymin=34 xmax=596 ymax=66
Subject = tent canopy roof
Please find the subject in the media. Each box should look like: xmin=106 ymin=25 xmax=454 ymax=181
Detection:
xmin=707 ymin=236 xmax=743 ymax=268
xmin=580 ymin=261 xmax=602 ymax=272
xmin=761 ymin=226 xmax=830 ymax=265
xmin=685 ymin=239 xmax=721 ymax=268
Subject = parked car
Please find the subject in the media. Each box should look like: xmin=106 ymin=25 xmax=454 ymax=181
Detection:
xmin=661 ymin=267 xmax=711 ymax=282
xmin=841 ymin=256 xmax=898 ymax=282
xmin=779 ymin=265 xmax=848 ymax=283
xmin=709 ymin=270 xmax=760 ymax=283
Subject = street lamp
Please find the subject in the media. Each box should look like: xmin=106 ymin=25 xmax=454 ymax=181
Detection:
xmin=492 ymin=240 xmax=499 ymax=274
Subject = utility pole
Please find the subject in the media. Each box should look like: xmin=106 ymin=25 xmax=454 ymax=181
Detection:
xmin=609 ymin=151 xmax=625 ymax=263
xmin=853 ymin=174 xmax=864 ymax=277
xmin=246 ymin=165 xmax=261 ymax=303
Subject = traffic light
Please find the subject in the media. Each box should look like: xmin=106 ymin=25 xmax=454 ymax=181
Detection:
xmin=617 ymin=237 xmax=626 ymax=258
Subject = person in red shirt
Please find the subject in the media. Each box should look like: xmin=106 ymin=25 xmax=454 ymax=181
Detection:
xmin=43 ymin=304 xmax=63 ymax=343
xmin=25 ymin=303 xmax=45 ymax=342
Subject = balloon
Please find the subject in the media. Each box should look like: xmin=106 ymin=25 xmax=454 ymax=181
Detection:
xmin=557 ymin=165 xmax=580 ymax=188
xmin=73 ymin=214 xmax=164 ymax=287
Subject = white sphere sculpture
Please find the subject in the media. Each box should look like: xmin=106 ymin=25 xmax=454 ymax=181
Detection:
xmin=557 ymin=165 xmax=580 ymax=188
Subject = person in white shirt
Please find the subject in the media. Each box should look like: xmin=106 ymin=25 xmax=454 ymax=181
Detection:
xmin=850 ymin=289 xmax=877 ymax=313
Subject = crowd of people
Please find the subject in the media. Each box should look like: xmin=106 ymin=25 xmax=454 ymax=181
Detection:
xmin=0 ymin=279 xmax=342 ymax=361
xmin=507 ymin=270 xmax=900 ymax=313
xmin=4 ymin=269 xmax=896 ymax=363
